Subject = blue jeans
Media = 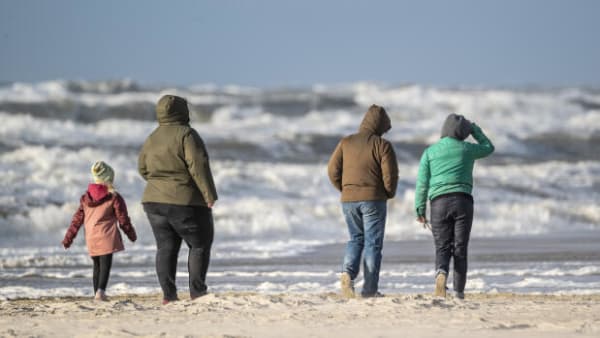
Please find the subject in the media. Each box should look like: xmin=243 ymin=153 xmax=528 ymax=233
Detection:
xmin=342 ymin=200 xmax=387 ymax=296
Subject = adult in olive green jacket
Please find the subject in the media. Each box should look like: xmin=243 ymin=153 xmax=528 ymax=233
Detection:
xmin=138 ymin=94 xmax=218 ymax=303
xmin=138 ymin=96 xmax=218 ymax=207
xmin=328 ymin=104 xmax=398 ymax=298
xmin=414 ymin=113 xmax=494 ymax=299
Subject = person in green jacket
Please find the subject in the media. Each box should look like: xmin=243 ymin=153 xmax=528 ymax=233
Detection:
xmin=138 ymin=94 xmax=218 ymax=304
xmin=414 ymin=113 xmax=494 ymax=299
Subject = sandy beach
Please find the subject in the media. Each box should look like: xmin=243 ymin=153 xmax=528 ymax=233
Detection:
xmin=1 ymin=292 xmax=599 ymax=338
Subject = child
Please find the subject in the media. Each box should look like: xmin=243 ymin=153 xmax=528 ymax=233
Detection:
xmin=62 ymin=161 xmax=137 ymax=301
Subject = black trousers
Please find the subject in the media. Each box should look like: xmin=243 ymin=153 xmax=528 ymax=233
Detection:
xmin=92 ymin=253 xmax=113 ymax=293
xmin=143 ymin=202 xmax=214 ymax=301
xmin=430 ymin=193 xmax=474 ymax=293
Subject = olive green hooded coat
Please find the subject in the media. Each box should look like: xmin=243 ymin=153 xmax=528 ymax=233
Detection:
xmin=328 ymin=105 xmax=399 ymax=202
xmin=138 ymin=95 xmax=218 ymax=207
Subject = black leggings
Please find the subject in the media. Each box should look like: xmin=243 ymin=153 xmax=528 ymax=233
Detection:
xmin=430 ymin=193 xmax=474 ymax=293
xmin=143 ymin=203 xmax=214 ymax=301
xmin=92 ymin=254 xmax=113 ymax=293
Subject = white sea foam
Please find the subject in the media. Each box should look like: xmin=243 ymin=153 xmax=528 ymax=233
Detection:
xmin=0 ymin=269 xmax=90 ymax=279
xmin=0 ymin=286 xmax=89 ymax=300
xmin=4 ymin=263 xmax=597 ymax=281
xmin=0 ymin=80 xmax=241 ymax=106
xmin=1 ymin=142 xmax=598 ymax=249
xmin=1 ymin=80 xmax=600 ymax=296
xmin=500 ymin=278 xmax=600 ymax=289
xmin=5 ymin=81 xmax=598 ymax=151
xmin=208 ymin=270 xmax=335 ymax=278
xmin=3 ymin=260 xmax=600 ymax=299
xmin=470 ymin=265 xmax=600 ymax=277
xmin=0 ymin=284 xmax=164 ymax=300
xmin=254 ymin=281 xmax=336 ymax=293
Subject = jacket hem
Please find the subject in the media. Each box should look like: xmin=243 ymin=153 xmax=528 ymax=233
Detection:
xmin=88 ymin=247 xmax=124 ymax=257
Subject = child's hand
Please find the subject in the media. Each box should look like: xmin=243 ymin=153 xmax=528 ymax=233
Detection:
xmin=62 ymin=239 xmax=71 ymax=249
xmin=128 ymin=232 xmax=137 ymax=243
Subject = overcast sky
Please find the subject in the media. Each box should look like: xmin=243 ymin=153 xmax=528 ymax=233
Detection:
xmin=1 ymin=0 xmax=599 ymax=87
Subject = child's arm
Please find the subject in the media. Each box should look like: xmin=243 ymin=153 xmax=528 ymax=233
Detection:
xmin=114 ymin=194 xmax=137 ymax=242
xmin=62 ymin=203 xmax=84 ymax=249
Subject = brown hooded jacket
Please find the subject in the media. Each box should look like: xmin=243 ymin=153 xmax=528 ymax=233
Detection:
xmin=327 ymin=105 xmax=399 ymax=202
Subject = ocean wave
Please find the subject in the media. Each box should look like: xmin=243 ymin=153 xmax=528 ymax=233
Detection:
xmin=2 ymin=254 xmax=600 ymax=298
xmin=0 ymin=80 xmax=355 ymax=123
xmin=3 ymin=81 xmax=599 ymax=146
xmin=1 ymin=80 xmax=600 ymax=252
xmin=4 ymin=264 xmax=598 ymax=281
xmin=499 ymin=278 xmax=600 ymax=289
xmin=1 ymin=158 xmax=599 ymax=246
xmin=470 ymin=266 xmax=600 ymax=278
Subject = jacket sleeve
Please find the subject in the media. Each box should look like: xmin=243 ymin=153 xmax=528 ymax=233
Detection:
xmin=138 ymin=140 xmax=149 ymax=181
xmin=62 ymin=202 xmax=85 ymax=248
xmin=466 ymin=123 xmax=495 ymax=159
xmin=380 ymin=140 xmax=399 ymax=199
xmin=183 ymin=129 xmax=218 ymax=205
xmin=327 ymin=140 xmax=343 ymax=192
xmin=114 ymin=194 xmax=137 ymax=242
xmin=414 ymin=150 xmax=431 ymax=217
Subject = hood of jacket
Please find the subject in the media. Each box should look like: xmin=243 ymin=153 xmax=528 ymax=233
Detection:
xmin=441 ymin=113 xmax=472 ymax=140
xmin=359 ymin=105 xmax=391 ymax=136
xmin=156 ymin=95 xmax=190 ymax=125
xmin=83 ymin=183 xmax=112 ymax=207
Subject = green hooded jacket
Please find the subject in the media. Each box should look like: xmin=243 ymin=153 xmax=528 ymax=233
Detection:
xmin=414 ymin=120 xmax=494 ymax=217
xmin=138 ymin=95 xmax=218 ymax=207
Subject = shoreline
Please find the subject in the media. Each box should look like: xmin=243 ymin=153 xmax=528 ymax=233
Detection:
xmin=2 ymin=292 xmax=599 ymax=337
xmin=2 ymin=234 xmax=600 ymax=299
xmin=2 ymin=291 xmax=600 ymax=302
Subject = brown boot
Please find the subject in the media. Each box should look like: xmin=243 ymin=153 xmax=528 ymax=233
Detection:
xmin=340 ymin=272 xmax=355 ymax=298
xmin=434 ymin=272 xmax=447 ymax=298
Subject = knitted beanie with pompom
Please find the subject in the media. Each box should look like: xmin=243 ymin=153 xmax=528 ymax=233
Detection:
xmin=91 ymin=161 xmax=115 ymax=184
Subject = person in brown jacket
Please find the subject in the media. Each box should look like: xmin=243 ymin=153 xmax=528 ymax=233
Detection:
xmin=138 ymin=94 xmax=218 ymax=304
xmin=62 ymin=161 xmax=137 ymax=301
xmin=328 ymin=104 xmax=398 ymax=298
